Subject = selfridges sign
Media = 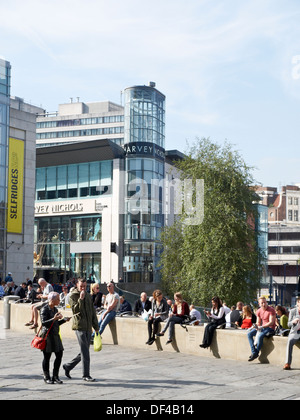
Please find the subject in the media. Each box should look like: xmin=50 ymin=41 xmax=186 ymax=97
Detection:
xmin=123 ymin=142 xmax=165 ymax=161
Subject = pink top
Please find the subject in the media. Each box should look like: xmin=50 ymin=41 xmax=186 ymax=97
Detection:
xmin=257 ymin=306 xmax=276 ymax=330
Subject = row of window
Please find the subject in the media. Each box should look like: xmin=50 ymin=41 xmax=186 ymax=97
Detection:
xmin=288 ymin=197 xmax=299 ymax=206
xmin=36 ymin=161 xmax=113 ymax=201
xmin=288 ymin=210 xmax=299 ymax=221
xmin=36 ymin=126 xmax=124 ymax=140
xmin=269 ymin=232 xmax=300 ymax=241
xmin=269 ymin=246 xmax=300 ymax=254
xmin=34 ymin=215 xmax=102 ymax=243
xmin=37 ymin=115 xmax=124 ymax=129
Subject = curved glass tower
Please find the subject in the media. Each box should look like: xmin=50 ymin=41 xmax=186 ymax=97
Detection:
xmin=0 ymin=59 xmax=11 ymax=279
xmin=123 ymin=83 xmax=165 ymax=283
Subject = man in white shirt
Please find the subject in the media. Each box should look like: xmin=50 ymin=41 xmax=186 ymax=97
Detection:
xmin=98 ymin=282 xmax=120 ymax=335
xmin=25 ymin=278 xmax=53 ymax=329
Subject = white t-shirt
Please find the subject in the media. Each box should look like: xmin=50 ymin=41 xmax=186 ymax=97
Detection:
xmin=105 ymin=292 xmax=120 ymax=311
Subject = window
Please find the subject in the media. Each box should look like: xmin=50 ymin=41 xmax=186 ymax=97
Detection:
xmin=295 ymin=210 xmax=299 ymax=221
xmin=288 ymin=210 xmax=293 ymax=221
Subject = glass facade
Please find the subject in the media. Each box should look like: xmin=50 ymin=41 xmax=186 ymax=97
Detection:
xmin=0 ymin=59 xmax=11 ymax=280
xmin=123 ymin=85 xmax=166 ymax=283
xmin=124 ymin=85 xmax=165 ymax=148
xmin=36 ymin=160 xmax=113 ymax=200
xmin=34 ymin=214 xmax=102 ymax=281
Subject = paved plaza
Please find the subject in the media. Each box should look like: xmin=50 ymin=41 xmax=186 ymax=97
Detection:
xmin=1 ymin=330 xmax=300 ymax=402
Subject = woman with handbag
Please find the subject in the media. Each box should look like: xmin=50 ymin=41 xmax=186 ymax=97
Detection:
xmin=40 ymin=292 xmax=70 ymax=384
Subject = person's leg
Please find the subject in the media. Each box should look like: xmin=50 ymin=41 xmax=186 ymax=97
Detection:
xmin=147 ymin=318 xmax=154 ymax=342
xmin=79 ymin=331 xmax=92 ymax=378
xmin=42 ymin=351 xmax=53 ymax=383
xmin=52 ymin=350 xmax=63 ymax=383
xmin=285 ymin=335 xmax=300 ymax=366
xmin=247 ymin=328 xmax=258 ymax=355
xmin=168 ymin=316 xmax=182 ymax=340
xmin=153 ymin=317 xmax=162 ymax=337
xmin=99 ymin=311 xmax=116 ymax=335
xmin=256 ymin=328 xmax=273 ymax=353
xmin=63 ymin=330 xmax=84 ymax=375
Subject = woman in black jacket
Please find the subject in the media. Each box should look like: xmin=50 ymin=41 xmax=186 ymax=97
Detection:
xmin=146 ymin=289 xmax=169 ymax=345
xmin=40 ymin=292 xmax=70 ymax=384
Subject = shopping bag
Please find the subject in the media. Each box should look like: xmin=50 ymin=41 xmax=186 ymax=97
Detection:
xmin=94 ymin=332 xmax=102 ymax=352
xmin=141 ymin=309 xmax=149 ymax=322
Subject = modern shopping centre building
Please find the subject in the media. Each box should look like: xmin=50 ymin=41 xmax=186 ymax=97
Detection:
xmin=34 ymin=83 xmax=184 ymax=284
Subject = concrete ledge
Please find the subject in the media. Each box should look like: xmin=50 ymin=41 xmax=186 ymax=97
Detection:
xmin=1 ymin=300 xmax=299 ymax=367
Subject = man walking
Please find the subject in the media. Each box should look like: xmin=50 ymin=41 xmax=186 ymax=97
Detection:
xmin=247 ymin=296 xmax=276 ymax=362
xmin=63 ymin=278 xmax=99 ymax=382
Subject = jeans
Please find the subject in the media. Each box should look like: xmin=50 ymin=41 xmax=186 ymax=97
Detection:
xmin=247 ymin=327 xmax=274 ymax=355
xmin=98 ymin=310 xmax=116 ymax=335
xmin=162 ymin=315 xmax=183 ymax=340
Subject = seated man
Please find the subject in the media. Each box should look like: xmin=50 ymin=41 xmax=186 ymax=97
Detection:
xmin=25 ymin=278 xmax=53 ymax=329
xmin=247 ymin=296 xmax=276 ymax=362
xmin=283 ymin=297 xmax=300 ymax=370
xmin=98 ymin=282 xmax=120 ymax=335
xmin=119 ymin=295 xmax=132 ymax=314
xmin=134 ymin=292 xmax=152 ymax=315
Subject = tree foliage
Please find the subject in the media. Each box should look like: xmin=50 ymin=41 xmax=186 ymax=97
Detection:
xmin=160 ymin=138 xmax=264 ymax=307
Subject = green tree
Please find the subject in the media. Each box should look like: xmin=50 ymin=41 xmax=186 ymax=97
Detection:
xmin=160 ymin=138 xmax=264 ymax=307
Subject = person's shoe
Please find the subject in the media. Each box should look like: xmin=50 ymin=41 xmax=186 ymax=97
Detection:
xmin=63 ymin=364 xmax=72 ymax=379
xmin=29 ymin=323 xmax=38 ymax=329
xmin=52 ymin=376 xmax=63 ymax=384
xmin=148 ymin=338 xmax=155 ymax=345
xmin=283 ymin=363 xmax=291 ymax=370
xmin=166 ymin=339 xmax=172 ymax=344
xmin=83 ymin=376 xmax=95 ymax=382
xmin=25 ymin=321 xmax=34 ymax=326
xmin=43 ymin=373 xmax=53 ymax=384
xmin=199 ymin=344 xmax=208 ymax=348
xmin=248 ymin=353 xmax=259 ymax=362
xmin=156 ymin=332 xmax=164 ymax=337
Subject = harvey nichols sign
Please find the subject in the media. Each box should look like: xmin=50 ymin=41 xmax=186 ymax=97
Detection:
xmin=123 ymin=142 xmax=165 ymax=161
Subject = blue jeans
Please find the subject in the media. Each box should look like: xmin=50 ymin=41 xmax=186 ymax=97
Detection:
xmin=247 ymin=327 xmax=274 ymax=355
xmin=98 ymin=310 xmax=116 ymax=335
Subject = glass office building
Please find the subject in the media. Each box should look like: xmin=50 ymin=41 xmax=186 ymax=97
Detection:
xmin=0 ymin=59 xmax=11 ymax=280
xmin=123 ymin=84 xmax=166 ymax=282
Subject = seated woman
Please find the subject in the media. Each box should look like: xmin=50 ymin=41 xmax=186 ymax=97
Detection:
xmin=275 ymin=305 xmax=290 ymax=335
xmin=237 ymin=305 xmax=256 ymax=329
xmin=157 ymin=292 xmax=189 ymax=344
xmin=90 ymin=283 xmax=103 ymax=311
xmin=199 ymin=296 xmax=225 ymax=349
xmin=146 ymin=289 xmax=169 ymax=345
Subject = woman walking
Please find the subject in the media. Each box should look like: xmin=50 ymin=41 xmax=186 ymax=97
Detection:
xmin=40 ymin=292 xmax=70 ymax=384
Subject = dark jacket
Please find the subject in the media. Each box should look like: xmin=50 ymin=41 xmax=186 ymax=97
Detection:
xmin=69 ymin=288 xmax=99 ymax=332
xmin=40 ymin=303 xmax=66 ymax=353
xmin=134 ymin=298 xmax=152 ymax=315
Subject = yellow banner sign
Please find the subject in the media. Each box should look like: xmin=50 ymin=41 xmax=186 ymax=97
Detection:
xmin=7 ymin=138 xmax=24 ymax=234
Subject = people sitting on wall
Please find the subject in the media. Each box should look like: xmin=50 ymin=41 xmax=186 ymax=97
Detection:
xmin=134 ymin=292 xmax=152 ymax=315
xmin=199 ymin=296 xmax=226 ymax=349
xmin=97 ymin=282 xmax=120 ymax=336
xmin=235 ymin=305 xmax=256 ymax=329
xmin=189 ymin=304 xmax=201 ymax=325
xmin=14 ymin=282 xmax=27 ymax=301
xmin=90 ymin=283 xmax=103 ymax=311
xmin=156 ymin=292 xmax=190 ymax=344
xmin=119 ymin=295 xmax=132 ymax=314
xmin=247 ymin=296 xmax=276 ymax=362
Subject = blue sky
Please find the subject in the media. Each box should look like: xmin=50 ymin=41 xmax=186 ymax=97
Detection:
xmin=1 ymin=0 xmax=300 ymax=188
